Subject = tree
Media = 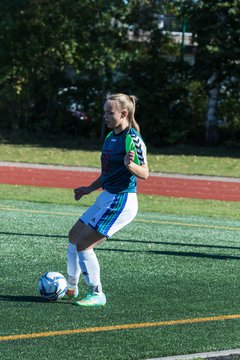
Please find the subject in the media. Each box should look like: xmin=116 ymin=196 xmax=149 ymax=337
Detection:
xmin=0 ymin=0 xmax=78 ymax=130
xmin=0 ymin=0 xmax=128 ymax=135
xmin=1 ymin=0 xmax=239 ymax=146
xmin=179 ymin=0 xmax=240 ymax=144
xmin=117 ymin=0 xmax=188 ymax=145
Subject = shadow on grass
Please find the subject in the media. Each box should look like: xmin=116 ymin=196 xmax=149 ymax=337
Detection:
xmin=0 ymin=231 xmax=66 ymax=239
xmin=98 ymin=247 xmax=240 ymax=261
xmin=0 ymin=231 xmax=240 ymax=253
xmin=148 ymin=144 xmax=240 ymax=158
xmin=109 ymin=238 xmax=240 ymax=251
xmin=0 ymin=294 xmax=70 ymax=304
xmin=2 ymin=231 xmax=240 ymax=252
xmin=0 ymin=295 xmax=48 ymax=303
xmin=0 ymin=130 xmax=102 ymax=151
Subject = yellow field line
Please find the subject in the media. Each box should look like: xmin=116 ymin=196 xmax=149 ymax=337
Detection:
xmin=0 ymin=206 xmax=240 ymax=231
xmin=1 ymin=314 xmax=240 ymax=341
xmin=135 ymin=219 xmax=240 ymax=231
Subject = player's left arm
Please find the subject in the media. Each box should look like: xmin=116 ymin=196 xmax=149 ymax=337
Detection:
xmin=124 ymin=152 xmax=149 ymax=180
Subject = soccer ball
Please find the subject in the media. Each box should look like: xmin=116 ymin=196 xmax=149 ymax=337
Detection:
xmin=38 ymin=271 xmax=67 ymax=301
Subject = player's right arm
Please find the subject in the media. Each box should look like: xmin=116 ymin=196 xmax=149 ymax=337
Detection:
xmin=74 ymin=175 xmax=102 ymax=201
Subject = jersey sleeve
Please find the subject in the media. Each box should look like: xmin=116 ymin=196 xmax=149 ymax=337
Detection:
xmin=125 ymin=133 xmax=147 ymax=165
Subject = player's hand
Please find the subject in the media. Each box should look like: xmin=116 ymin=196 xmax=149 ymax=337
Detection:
xmin=124 ymin=151 xmax=135 ymax=167
xmin=74 ymin=186 xmax=91 ymax=201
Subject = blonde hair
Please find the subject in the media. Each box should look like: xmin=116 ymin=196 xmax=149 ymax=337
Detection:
xmin=106 ymin=93 xmax=140 ymax=133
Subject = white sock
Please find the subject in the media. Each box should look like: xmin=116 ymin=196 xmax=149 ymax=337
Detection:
xmin=77 ymin=249 xmax=102 ymax=293
xmin=67 ymin=242 xmax=81 ymax=288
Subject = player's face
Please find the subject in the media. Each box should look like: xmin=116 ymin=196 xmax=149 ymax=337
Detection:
xmin=104 ymin=101 xmax=128 ymax=134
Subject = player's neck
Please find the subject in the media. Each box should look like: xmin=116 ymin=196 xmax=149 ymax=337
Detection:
xmin=114 ymin=123 xmax=129 ymax=135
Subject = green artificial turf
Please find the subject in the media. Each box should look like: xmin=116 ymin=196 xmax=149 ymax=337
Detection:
xmin=1 ymin=138 xmax=240 ymax=359
xmin=1 ymin=200 xmax=240 ymax=359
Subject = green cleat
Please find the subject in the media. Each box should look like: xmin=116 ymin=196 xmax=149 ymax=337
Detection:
xmin=75 ymin=292 xmax=106 ymax=307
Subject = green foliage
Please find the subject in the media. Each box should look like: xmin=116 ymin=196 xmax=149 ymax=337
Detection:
xmin=180 ymin=0 xmax=240 ymax=144
xmin=187 ymin=80 xmax=207 ymax=141
xmin=0 ymin=0 xmax=128 ymax=135
xmin=183 ymin=0 xmax=240 ymax=78
xmin=0 ymin=0 xmax=239 ymax=145
xmin=218 ymin=78 xmax=240 ymax=144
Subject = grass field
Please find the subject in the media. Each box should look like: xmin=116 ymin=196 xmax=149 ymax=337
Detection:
xmin=1 ymin=140 xmax=240 ymax=359
xmin=1 ymin=141 xmax=240 ymax=177
xmin=1 ymin=200 xmax=240 ymax=359
xmin=0 ymin=184 xmax=240 ymax=220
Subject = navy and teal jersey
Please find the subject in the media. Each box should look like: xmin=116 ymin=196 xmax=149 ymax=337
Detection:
xmin=101 ymin=127 xmax=147 ymax=194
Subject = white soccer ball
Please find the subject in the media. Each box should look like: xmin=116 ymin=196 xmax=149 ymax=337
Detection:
xmin=38 ymin=271 xmax=67 ymax=301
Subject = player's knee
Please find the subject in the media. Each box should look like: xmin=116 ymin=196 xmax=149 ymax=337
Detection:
xmin=68 ymin=220 xmax=85 ymax=244
xmin=68 ymin=228 xmax=76 ymax=244
xmin=76 ymin=241 xmax=88 ymax=252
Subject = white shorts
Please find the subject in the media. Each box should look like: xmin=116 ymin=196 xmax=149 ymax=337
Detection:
xmin=80 ymin=190 xmax=138 ymax=238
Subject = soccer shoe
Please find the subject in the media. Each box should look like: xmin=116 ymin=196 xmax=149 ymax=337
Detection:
xmin=65 ymin=287 xmax=79 ymax=299
xmin=75 ymin=292 xmax=106 ymax=307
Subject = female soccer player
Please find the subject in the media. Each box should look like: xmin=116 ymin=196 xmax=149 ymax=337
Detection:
xmin=66 ymin=93 xmax=149 ymax=306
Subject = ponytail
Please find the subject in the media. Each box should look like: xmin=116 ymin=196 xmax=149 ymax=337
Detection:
xmin=106 ymin=93 xmax=141 ymax=133
xmin=128 ymin=95 xmax=140 ymax=133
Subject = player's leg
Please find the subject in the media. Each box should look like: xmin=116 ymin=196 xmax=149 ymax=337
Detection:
xmin=74 ymin=191 xmax=138 ymax=306
xmin=66 ymin=193 xmax=104 ymax=300
xmin=66 ymin=220 xmax=85 ymax=298
xmin=75 ymin=225 xmax=106 ymax=306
